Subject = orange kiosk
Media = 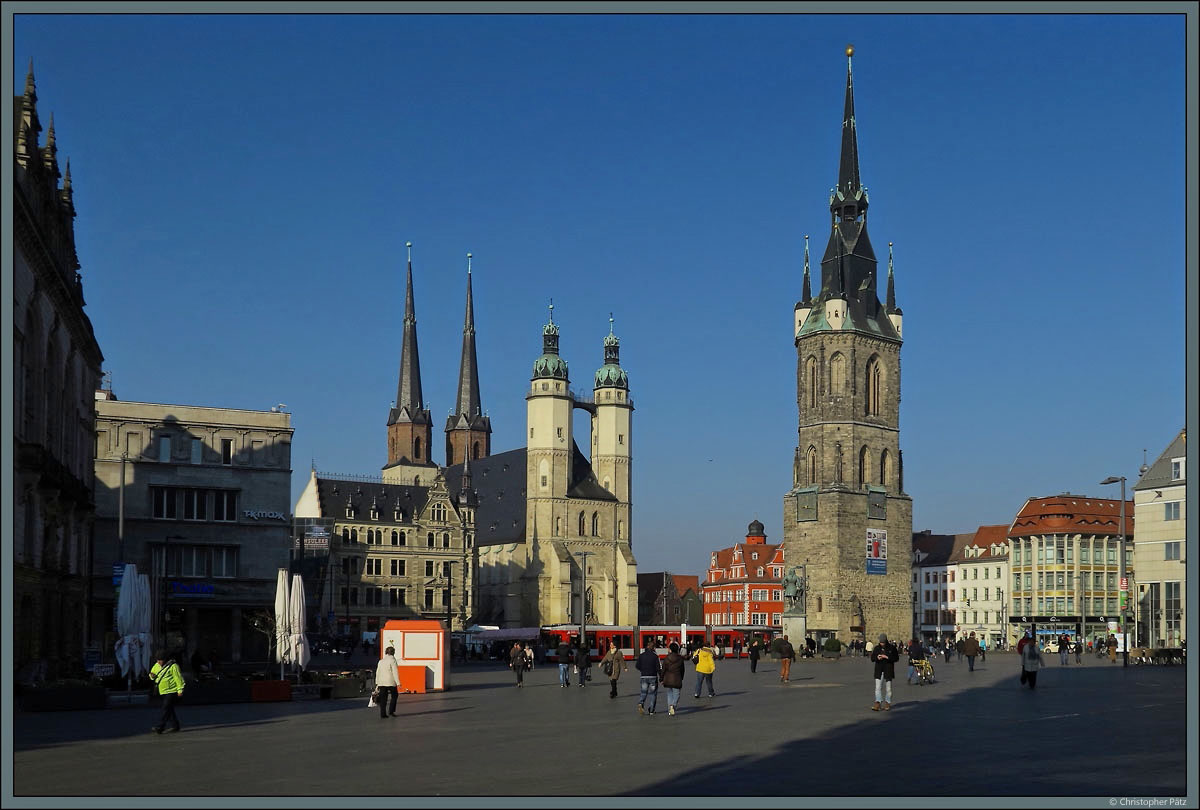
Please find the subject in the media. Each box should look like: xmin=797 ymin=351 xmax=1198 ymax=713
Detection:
xmin=379 ymin=619 xmax=450 ymax=693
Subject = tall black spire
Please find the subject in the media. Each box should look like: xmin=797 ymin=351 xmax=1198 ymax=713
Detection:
xmin=446 ymin=253 xmax=491 ymax=466
xmin=801 ymin=235 xmax=812 ymax=303
xmin=886 ymin=241 xmax=898 ymax=314
xmin=389 ymin=241 xmax=429 ymax=426
xmin=454 ymin=253 xmax=482 ymax=419
xmin=794 ymin=46 xmax=899 ymax=343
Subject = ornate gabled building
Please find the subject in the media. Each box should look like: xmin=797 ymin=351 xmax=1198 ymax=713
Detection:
xmin=1132 ymin=429 xmax=1186 ymax=647
xmin=700 ymin=520 xmax=786 ymax=628
xmin=13 ymin=63 xmax=105 ymax=682
xmin=782 ymin=47 xmax=913 ymax=645
xmin=295 ymin=256 xmax=637 ymax=633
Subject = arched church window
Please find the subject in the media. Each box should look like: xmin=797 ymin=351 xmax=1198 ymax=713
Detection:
xmin=414 ymin=436 xmax=422 ymax=460
xmin=865 ymin=357 xmax=882 ymax=417
xmin=858 ymin=446 xmax=870 ymax=489
xmin=578 ymin=512 xmax=586 ymax=536
xmin=806 ymin=356 xmax=818 ymax=410
xmin=442 ymin=532 xmax=451 ymax=548
xmin=880 ymin=449 xmax=891 ymax=491
xmin=591 ymin=512 xmax=599 ymax=536
xmin=472 ymin=442 xmax=480 ymax=460
xmin=391 ymin=530 xmax=399 ymax=546
xmin=830 ymin=353 xmax=846 ymax=395
xmin=806 ymin=446 xmax=818 ymax=486
xmin=427 ymin=532 xmax=435 ymax=548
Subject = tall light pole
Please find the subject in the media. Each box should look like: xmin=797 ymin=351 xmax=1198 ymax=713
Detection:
xmin=1100 ymin=475 xmax=1129 ymax=667
xmin=575 ymin=551 xmax=594 ymax=653
xmin=997 ymin=587 xmax=1005 ymax=649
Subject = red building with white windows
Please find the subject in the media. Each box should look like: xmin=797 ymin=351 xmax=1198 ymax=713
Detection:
xmin=700 ymin=520 xmax=786 ymax=628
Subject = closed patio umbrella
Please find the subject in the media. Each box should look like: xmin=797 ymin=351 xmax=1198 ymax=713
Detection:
xmin=274 ymin=568 xmax=292 ymax=680
xmin=114 ymin=563 xmax=145 ymax=703
xmin=134 ymin=572 xmax=153 ymax=678
xmin=288 ymin=573 xmax=311 ymax=677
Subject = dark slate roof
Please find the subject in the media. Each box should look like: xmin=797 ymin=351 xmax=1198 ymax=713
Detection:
xmin=1133 ymin=429 xmax=1186 ymax=491
xmin=444 ymin=447 xmax=528 ymax=547
xmin=911 ymin=531 xmax=957 ymax=567
xmin=320 ymin=436 xmax=617 ymax=549
xmin=315 ymin=477 xmax=438 ymax=526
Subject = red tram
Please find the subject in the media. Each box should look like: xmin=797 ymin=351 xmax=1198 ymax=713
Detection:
xmin=540 ymin=624 xmax=777 ymax=661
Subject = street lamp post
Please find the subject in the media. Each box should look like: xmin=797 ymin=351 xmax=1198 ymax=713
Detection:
xmin=1100 ymin=475 xmax=1129 ymax=668
xmin=997 ymin=588 xmax=1005 ymax=649
xmin=575 ymin=551 xmax=594 ymax=654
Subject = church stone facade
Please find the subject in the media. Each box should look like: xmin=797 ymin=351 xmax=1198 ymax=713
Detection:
xmin=295 ymin=251 xmax=637 ymax=632
xmin=782 ymin=48 xmax=913 ymax=645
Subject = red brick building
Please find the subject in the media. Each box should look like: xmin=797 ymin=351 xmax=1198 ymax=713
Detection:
xmin=701 ymin=521 xmax=785 ymax=628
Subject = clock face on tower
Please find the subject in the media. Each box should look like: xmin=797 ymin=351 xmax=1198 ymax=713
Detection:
xmin=795 ymin=488 xmax=817 ymax=522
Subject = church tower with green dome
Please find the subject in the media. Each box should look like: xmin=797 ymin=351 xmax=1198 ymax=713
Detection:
xmin=592 ymin=316 xmax=633 ymax=542
xmin=782 ymin=47 xmax=913 ymax=647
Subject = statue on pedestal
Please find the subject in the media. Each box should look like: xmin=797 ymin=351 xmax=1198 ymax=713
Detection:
xmin=783 ymin=567 xmax=806 ymax=614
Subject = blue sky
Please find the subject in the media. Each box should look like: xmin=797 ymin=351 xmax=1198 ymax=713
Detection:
xmin=11 ymin=12 xmax=1188 ymax=575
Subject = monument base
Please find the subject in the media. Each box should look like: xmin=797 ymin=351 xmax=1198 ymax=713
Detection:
xmin=781 ymin=615 xmax=807 ymax=645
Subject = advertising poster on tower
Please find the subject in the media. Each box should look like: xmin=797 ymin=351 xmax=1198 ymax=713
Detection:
xmin=866 ymin=529 xmax=887 ymax=575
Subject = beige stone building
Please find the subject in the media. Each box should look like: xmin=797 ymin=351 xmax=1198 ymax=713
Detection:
xmin=1132 ymin=429 xmax=1186 ymax=647
xmin=92 ymin=394 xmax=294 ymax=664
xmin=782 ymin=49 xmax=913 ymax=646
xmin=13 ymin=65 xmax=106 ymax=682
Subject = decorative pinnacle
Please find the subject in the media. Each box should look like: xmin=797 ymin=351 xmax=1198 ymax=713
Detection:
xmin=609 ymin=312 xmax=614 ymax=335
xmin=406 ymin=241 xmax=412 ymax=263
xmin=846 ymin=44 xmax=854 ymax=57
xmin=548 ymin=299 xmax=554 ymax=324
xmin=467 ymin=252 xmax=472 ymax=273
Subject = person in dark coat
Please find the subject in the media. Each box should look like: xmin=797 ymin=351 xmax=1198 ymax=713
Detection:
xmin=574 ymin=641 xmax=591 ymax=686
xmin=508 ymin=642 xmax=526 ymax=687
xmin=634 ymin=638 xmax=662 ymax=715
xmin=870 ymin=633 xmax=899 ymax=711
xmin=556 ymin=640 xmax=572 ymax=688
xmin=748 ymin=635 xmax=763 ymax=673
xmin=660 ymin=642 xmax=686 ymax=716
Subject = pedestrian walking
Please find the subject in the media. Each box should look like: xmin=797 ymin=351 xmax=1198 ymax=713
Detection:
xmin=375 ymin=645 xmax=400 ymax=717
xmin=870 ymin=634 xmax=898 ymax=711
xmin=748 ymin=635 xmax=763 ymax=673
xmin=149 ymin=651 xmax=186 ymax=734
xmin=691 ymin=642 xmax=717 ymax=698
xmin=1019 ymin=636 xmax=1044 ymax=690
xmin=979 ymin=637 xmax=987 ymax=663
xmin=805 ymin=635 xmax=816 ymax=659
xmin=955 ymin=637 xmax=965 ymax=662
xmin=732 ymin=638 xmax=743 ymax=661
xmin=1107 ymin=633 xmax=1118 ymax=663
xmin=660 ymin=642 xmax=685 ymax=716
xmin=778 ymin=635 xmax=796 ymax=683
xmin=574 ymin=642 xmax=591 ymax=686
xmin=635 ymin=638 xmax=662 ymax=715
xmin=963 ymin=632 xmax=980 ymax=671
xmin=556 ymin=639 xmax=572 ymax=687
xmin=1059 ymin=633 xmax=1070 ymax=666
xmin=524 ymin=642 xmax=535 ymax=672
xmin=1074 ymin=638 xmax=1083 ymax=665
xmin=509 ymin=642 xmax=526 ymax=688
xmin=601 ymin=640 xmax=627 ymax=699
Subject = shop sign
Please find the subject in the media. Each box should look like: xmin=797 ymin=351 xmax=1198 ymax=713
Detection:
xmin=168 ymin=581 xmax=215 ymax=597
xmin=244 ymin=509 xmax=288 ymax=521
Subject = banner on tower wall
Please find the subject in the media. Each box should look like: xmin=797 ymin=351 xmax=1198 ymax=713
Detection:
xmin=866 ymin=529 xmax=887 ymax=575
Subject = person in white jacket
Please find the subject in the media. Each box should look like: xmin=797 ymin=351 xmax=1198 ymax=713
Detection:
xmin=375 ymin=646 xmax=400 ymax=718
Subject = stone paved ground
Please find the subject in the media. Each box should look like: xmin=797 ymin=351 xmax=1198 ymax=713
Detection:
xmin=8 ymin=651 xmax=1190 ymax=800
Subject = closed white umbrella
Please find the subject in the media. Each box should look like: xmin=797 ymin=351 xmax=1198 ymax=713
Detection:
xmin=288 ymin=573 xmax=311 ymax=676
xmin=274 ymin=568 xmax=291 ymax=680
xmin=114 ymin=563 xmax=139 ymax=680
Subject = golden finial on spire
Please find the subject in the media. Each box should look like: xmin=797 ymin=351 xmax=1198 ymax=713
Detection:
xmin=846 ymin=44 xmax=854 ymax=57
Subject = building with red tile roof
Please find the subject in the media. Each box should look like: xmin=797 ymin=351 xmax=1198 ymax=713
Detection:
xmin=700 ymin=520 xmax=785 ymax=628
